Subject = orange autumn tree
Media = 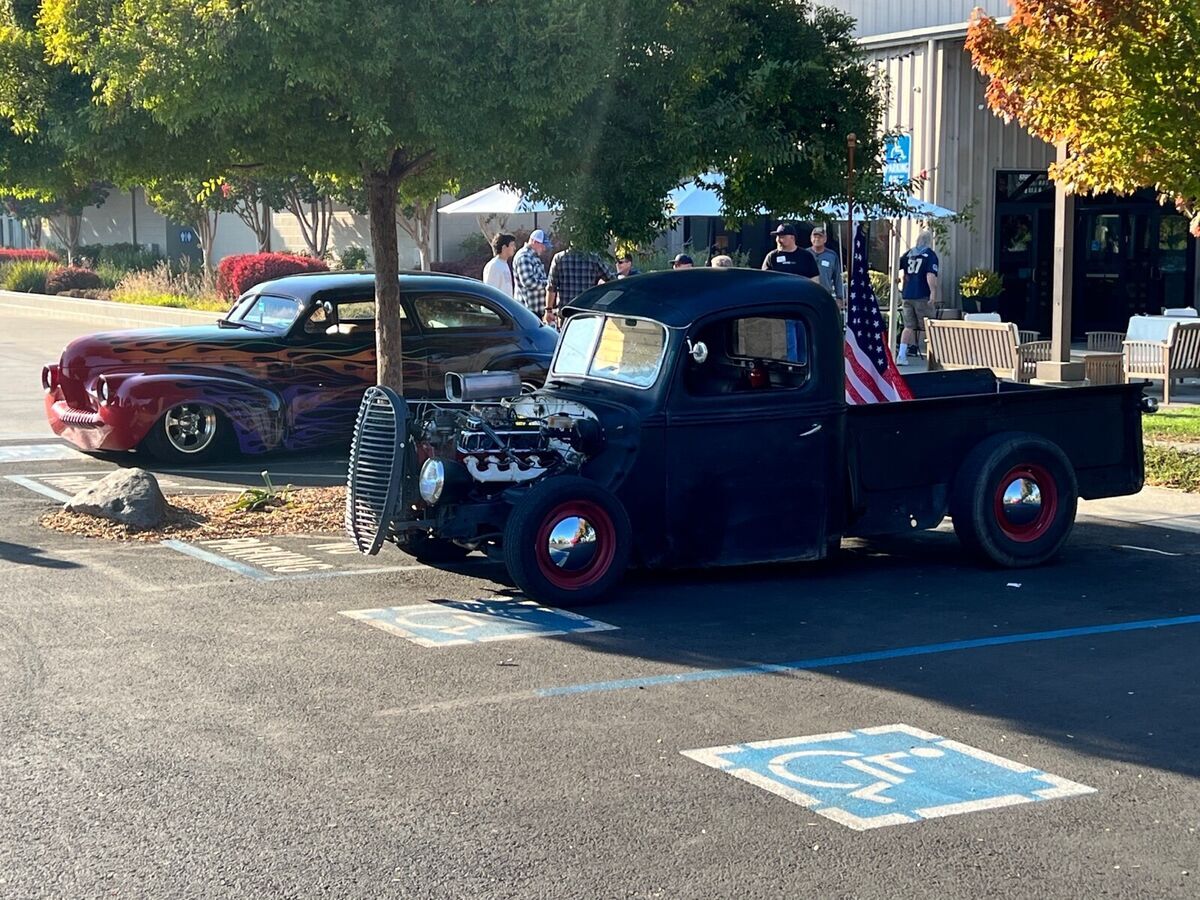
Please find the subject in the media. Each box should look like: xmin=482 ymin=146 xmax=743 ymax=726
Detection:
xmin=967 ymin=1 xmax=1200 ymax=232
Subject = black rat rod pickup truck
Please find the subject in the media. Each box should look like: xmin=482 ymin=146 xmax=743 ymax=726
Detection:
xmin=345 ymin=268 xmax=1145 ymax=606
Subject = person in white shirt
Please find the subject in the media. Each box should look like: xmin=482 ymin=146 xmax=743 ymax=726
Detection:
xmin=482 ymin=232 xmax=517 ymax=297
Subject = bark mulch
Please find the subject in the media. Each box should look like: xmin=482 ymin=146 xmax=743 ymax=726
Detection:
xmin=40 ymin=486 xmax=346 ymax=542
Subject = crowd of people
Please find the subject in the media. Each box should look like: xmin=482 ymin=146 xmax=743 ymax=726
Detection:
xmin=480 ymin=222 xmax=939 ymax=339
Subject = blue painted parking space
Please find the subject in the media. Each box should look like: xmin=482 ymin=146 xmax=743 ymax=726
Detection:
xmin=683 ymin=724 xmax=1095 ymax=831
xmin=340 ymin=599 xmax=618 ymax=647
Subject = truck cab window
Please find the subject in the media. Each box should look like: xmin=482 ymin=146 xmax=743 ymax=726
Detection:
xmin=685 ymin=315 xmax=810 ymax=396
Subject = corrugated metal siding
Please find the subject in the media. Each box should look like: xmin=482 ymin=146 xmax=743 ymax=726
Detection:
xmin=866 ymin=39 xmax=1054 ymax=300
xmin=816 ymin=0 xmax=1011 ymax=38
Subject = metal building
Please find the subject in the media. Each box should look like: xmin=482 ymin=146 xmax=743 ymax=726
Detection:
xmin=824 ymin=0 xmax=1197 ymax=334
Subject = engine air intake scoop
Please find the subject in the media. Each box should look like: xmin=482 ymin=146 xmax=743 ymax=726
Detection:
xmin=445 ymin=371 xmax=523 ymax=403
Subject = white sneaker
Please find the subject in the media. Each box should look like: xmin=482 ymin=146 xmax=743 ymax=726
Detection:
xmin=897 ymin=354 xmax=909 ymax=366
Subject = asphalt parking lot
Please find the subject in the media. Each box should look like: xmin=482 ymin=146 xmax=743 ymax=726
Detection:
xmin=2 ymin=315 xmax=1199 ymax=898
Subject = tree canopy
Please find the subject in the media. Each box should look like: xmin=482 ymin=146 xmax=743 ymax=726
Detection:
xmin=29 ymin=0 xmax=883 ymax=388
xmin=967 ymin=0 xmax=1200 ymax=231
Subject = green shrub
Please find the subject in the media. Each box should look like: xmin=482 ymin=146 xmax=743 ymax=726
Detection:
xmin=337 ymin=245 xmax=370 ymax=270
xmin=46 ymin=266 xmax=104 ymax=295
xmin=77 ymin=242 xmax=163 ymax=272
xmin=959 ymin=268 xmax=1004 ymax=299
xmin=94 ymin=261 xmax=129 ymax=289
xmin=1 ymin=260 xmax=57 ymax=293
xmin=112 ymin=262 xmax=226 ymax=312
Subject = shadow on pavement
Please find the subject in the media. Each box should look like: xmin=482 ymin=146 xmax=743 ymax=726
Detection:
xmin=0 ymin=539 xmax=82 ymax=570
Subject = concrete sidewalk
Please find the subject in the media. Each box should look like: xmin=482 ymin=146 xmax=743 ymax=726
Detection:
xmin=1080 ymin=485 xmax=1200 ymax=535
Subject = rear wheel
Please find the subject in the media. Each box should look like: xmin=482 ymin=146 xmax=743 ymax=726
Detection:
xmin=950 ymin=433 xmax=1078 ymax=567
xmin=143 ymin=402 xmax=228 ymax=464
xmin=503 ymin=477 xmax=632 ymax=607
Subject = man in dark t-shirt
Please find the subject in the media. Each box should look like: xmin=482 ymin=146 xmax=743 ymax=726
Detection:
xmin=896 ymin=231 xmax=941 ymax=365
xmin=762 ymin=223 xmax=820 ymax=282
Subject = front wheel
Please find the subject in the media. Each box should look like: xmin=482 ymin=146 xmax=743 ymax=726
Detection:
xmin=503 ymin=477 xmax=632 ymax=607
xmin=142 ymin=402 xmax=229 ymax=464
xmin=950 ymin=433 xmax=1078 ymax=568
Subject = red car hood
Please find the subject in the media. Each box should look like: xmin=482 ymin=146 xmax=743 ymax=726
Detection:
xmin=59 ymin=325 xmax=291 ymax=375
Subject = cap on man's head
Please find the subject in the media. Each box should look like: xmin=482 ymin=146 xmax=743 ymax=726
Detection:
xmin=810 ymin=226 xmax=826 ymax=236
xmin=672 ymin=253 xmax=694 ymax=266
xmin=529 ymin=229 xmax=551 ymax=246
xmin=770 ymin=223 xmax=798 ymax=237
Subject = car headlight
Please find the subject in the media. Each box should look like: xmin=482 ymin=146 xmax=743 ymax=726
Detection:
xmin=419 ymin=459 xmax=445 ymax=505
xmin=96 ymin=376 xmax=111 ymax=404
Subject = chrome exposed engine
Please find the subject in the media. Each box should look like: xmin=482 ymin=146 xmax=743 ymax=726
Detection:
xmin=415 ymin=393 xmax=602 ymax=490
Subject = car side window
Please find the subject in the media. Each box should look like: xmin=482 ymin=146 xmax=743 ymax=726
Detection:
xmin=413 ymin=294 xmax=507 ymax=331
xmin=302 ymin=296 xmax=410 ymax=337
xmin=684 ymin=314 xmax=810 ymax=396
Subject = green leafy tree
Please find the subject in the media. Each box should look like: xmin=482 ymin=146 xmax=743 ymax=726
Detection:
xmin=143 ymin=178 xmax=236 ymax=271
xmin=40 ymin=0 xmax=612 ymax=389
xmin=397 ymin=167 xmax=456 ymax=272
xmin=967 ymin=1 xmax=1200 ymax=231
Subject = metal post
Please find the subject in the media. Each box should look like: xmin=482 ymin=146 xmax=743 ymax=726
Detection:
xmin=888 ymin=221 xmax=901 ymax=349
xmin=131 ymin=187 xmax=138 ymax=247
xmin=846 ymin=133 xmax=857 ymax=281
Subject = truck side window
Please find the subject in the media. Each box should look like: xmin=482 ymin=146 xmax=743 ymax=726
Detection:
xmin=685 ymin=315 xmax=810 ymax=396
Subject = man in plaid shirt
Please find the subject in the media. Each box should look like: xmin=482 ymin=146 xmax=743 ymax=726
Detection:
xmin=513 ymin=229 xmax=552 ymax=317
xmin=546 ymin=244 xmax=616 ymax=326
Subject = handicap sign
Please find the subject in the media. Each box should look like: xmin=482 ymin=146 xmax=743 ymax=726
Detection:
xmin=883 ymin=135 xmax=912 ymax=187
xmin=340 ymin=598 xmax=617 ymax=647
xmin=682 ymin=724 xmax=1094 ymax=830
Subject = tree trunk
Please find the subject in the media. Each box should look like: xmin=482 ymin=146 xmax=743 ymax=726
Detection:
xmin=47 ymin=215 xmax=80 ymax=265
xmin=368 ymin=172 xmax=404 ymax=391
xmin=234 ymin=198 xmax=270 ymax=253
xmin=397 ymin=200 xmax=435 ymax=272
xmin=25 ymin=218 xmax=42 ymax=247
xmin=195 ymin=210 xmax=219 ymax=271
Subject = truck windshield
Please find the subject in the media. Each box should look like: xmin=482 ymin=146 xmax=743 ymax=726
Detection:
xmin=552 ymin=314 xmax=667 ymax=389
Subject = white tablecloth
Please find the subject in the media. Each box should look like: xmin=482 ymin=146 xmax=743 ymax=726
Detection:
xmin=1126 ymin=316 xmax=1176 ymax=343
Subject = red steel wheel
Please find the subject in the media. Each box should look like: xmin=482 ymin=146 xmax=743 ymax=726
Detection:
xmin=533 ymin=499 xmax=618 ymax=590
xmin=503 ymin=476 xmax=632 ymax=606
xmin=991 ymin=463 xmax=1059 ymax=543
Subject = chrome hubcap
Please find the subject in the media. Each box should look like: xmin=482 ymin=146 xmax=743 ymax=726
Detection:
xmin=164 ymin=404 xmax=217 ymax=454
xmin=545 ymin=515 xmax=598 ymax=571
xmin=999 ymin=477 xmax=1043 ymax=529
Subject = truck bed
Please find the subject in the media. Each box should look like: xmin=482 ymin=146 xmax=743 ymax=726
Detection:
xmin=843 ymin=368 xmax=1145 ymax=537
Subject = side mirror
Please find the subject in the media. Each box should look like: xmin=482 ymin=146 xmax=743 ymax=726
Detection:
xmin=688 ymin=340 xmax=709 ymax=365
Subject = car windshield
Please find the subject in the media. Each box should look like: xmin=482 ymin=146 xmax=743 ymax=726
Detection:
xmin=551 ymin=314 xmax=667 ymax=389
xmin=231 ymin=293 xmax=304 ymax=330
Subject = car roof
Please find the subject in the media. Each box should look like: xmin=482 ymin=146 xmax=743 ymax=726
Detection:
xmin=563 ymin=268 xmax=832 ymax=328
xmin=252 ymin=270 xmax=481 ymax=302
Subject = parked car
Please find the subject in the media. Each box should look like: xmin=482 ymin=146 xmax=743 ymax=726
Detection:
xmin=44 ymin=271 xmax=556 ymax=462
xmin=345 ymin=268 xmax=1146 ymax=606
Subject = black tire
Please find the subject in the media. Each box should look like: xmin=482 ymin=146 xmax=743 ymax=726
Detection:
xmin=949 ymin=432 xmax=1078 ymax=568
xmin=142 ymin=402 xmax=229 ymax=464
xmin=396 ymin=532 xmax=472 ymax=563
xmin=502 ymin=476 xmax=632 ymax=607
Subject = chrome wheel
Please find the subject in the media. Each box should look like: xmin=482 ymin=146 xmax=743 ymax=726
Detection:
xmin=545 ymin=515 xmax=600 ymax=572
xmin=163 ymin=404 xmax=218 ymax=455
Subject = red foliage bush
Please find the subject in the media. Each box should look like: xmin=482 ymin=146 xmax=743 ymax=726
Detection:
xmin=45 ymin=266 xmax=104 ymax=295
xmin=217 ymin=253 xmax=329 ymax=299
xmin=0 ymin=248 xmax=60 ymax=264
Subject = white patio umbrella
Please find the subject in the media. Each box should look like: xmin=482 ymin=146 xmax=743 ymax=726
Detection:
xmin=438 ymin=184 xmax=560 ymax=215
xmin=665 ymin=173 xmax=728 ymax=218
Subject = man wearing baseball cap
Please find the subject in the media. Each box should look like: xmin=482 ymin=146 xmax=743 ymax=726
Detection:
xmin=513 ymin=229 xmax=552 ymax=317
xmin=762 ymin=223 xmax=819 ymax=283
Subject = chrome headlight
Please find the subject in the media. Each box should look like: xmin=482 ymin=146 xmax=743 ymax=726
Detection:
xmin=419 ymin=459 xmax=445 ymax=505
xmin=96 ymin=376 xmax=111 ymax=404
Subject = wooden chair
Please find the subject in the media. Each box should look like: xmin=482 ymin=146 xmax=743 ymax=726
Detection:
xmin=1086 ymin=331 xmax=1126 ymax=352
xmin=926 ymin=320 xmax=1051 ymax=383
xmin=1124 ymin=320 xmax=1200 ymax=404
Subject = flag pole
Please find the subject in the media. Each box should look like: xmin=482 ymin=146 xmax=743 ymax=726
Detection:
xmin=846 ymin=133 xmax=857 ymax=284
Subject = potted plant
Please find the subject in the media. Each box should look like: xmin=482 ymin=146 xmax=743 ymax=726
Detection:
xmin=958 ymin=268 xmax=1004 ymax=314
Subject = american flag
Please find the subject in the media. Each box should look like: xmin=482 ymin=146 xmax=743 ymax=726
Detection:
xmin=844 ymin=224 xmax=913 ymax=404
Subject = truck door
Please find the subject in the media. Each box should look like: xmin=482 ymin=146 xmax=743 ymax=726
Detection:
xmin=664 ymin=310 xmax=838 ymax=568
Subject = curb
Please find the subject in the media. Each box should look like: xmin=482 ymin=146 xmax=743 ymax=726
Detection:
xmin=0 ymin=290 xmax=218 ymax=328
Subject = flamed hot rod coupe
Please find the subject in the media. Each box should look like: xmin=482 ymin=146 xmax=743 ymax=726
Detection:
xmin=345 ymin=268 xmax=1145 ymax=606
xmin=43 ymin=272 xmax=556 ymax=462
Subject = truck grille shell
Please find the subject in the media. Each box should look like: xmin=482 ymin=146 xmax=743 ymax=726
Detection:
xmin=345 ymin=386 xmax=407 ymax=555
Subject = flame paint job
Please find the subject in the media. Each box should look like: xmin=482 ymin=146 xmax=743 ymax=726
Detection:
xmin=44 ymin=274 xmax=556 ymax=458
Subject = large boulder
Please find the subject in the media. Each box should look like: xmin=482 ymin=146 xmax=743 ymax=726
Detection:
xmin=65 ymin=468 xmax=168 ymax=530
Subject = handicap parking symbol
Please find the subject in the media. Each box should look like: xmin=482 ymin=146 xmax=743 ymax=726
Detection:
xmin=683 ymin=724 xmax=1095 ymax=830
xmin=340 ymin=598 xmax=617 ymax=647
